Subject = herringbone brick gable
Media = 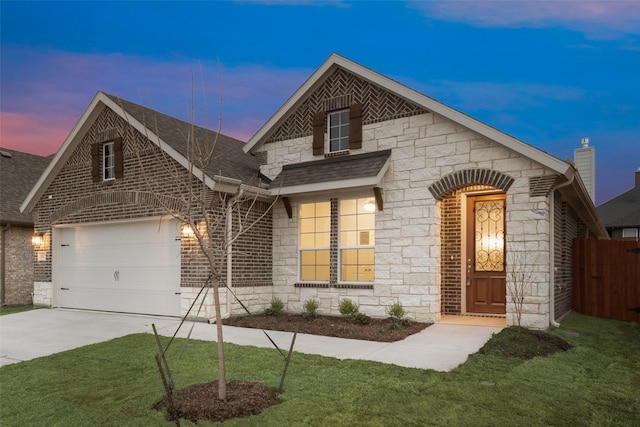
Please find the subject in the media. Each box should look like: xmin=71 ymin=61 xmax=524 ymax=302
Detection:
xmin=266 ymin=67 xmax=427 ymax=144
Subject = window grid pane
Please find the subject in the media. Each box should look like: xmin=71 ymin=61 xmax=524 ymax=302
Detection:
xmin=103 ymin=142 xmax=115 ymax=180
xmin=299 ymin=202 xmax=331 ymax=281
xmin=329 ymin=110 xmax=350 ymax=152
xmin=339 ymin=198 xmax=375 ymax=282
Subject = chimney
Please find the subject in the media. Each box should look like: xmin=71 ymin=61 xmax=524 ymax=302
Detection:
xmin=574 ymin=138 xmax=595 ymax=203
xmin=636 ymin=167 xmax=640 ymax=190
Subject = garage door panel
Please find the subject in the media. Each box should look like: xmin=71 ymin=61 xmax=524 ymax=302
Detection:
xmin=58 ymin=219 xmax=181 ymax=316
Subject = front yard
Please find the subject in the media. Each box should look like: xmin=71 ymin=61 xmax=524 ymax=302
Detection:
xmin=0 ymin=313 xmax=638 ymax=426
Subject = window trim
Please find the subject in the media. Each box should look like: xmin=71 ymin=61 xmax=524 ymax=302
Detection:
xmin=91 ymin=136 xmax=123 ymax=183
xmin=338 ymin=197 xmax=376 ymax=283
xmin=297 ymin=196 xmax=376 ymax=285
xmin=311 ymin=103 xmax=363 ymax=157
xmin=103 ymin=141 xmax=115 ymax=181
xmin=328 ymin=109 xmax=350 ymax=154
xmin=298 ymin=201 xmax=331 ymax=283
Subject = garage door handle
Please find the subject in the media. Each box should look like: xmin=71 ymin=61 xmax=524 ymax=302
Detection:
xmin=61 ymin=287 xmax=69 ymax=291
xmin=175 ymin=292 xmax=181 ymax=295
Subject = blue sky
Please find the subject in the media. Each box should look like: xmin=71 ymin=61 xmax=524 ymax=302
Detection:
xmin=1 ymin=1 xmax=639 ymax=205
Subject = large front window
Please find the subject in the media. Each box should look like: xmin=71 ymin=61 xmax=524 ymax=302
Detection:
xmin=328 ymin=110 xmax=349 ymax=153
xmin=299 ymin=202 xmax=331 ymax=281
xmin=299 ymin=198 xmax=375 ymax=283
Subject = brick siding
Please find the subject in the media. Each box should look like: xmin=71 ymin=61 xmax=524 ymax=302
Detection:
xmin=30 ymin=106 xmax=272 ymax=313
xmin=1 ymin=226 xmax=35 ymax=305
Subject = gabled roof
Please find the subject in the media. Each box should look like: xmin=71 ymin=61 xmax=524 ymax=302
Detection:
xmin=270 ymin=150 xmax=391 ymax=195
xmin=244 ymin=53 xmax=571 ymax=178
xmin=21 ymin=91 xmax=264 ymax=214
xmin=0 ymin=148 xmax=52 ymax=226
xmin=597 ymin=171 xmax=640 ymax=228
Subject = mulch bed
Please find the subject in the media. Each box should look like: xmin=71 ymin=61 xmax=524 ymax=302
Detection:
xmin=222 ymin=313 xmax=431 ymax=342
xmin=153 ymin=380 xmax=280 ymax=423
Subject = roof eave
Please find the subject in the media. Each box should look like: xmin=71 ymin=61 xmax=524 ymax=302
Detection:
xmin=270 ymin=156 xmax=390 ymax=197
xmin=558 ymin=172 xmax=609 ymax=239
xmin=21 ymin=92 xmax=108 ymax=214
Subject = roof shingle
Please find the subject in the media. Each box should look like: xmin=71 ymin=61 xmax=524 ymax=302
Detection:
xmin=0 ymin=149 xmax=52 ymax=225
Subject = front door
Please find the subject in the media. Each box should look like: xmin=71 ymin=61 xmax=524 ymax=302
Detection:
xmin=466 ymin=194 xmax=506 ymax=314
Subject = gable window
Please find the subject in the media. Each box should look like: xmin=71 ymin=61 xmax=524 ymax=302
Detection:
xmin=312 ymin=104 xmax=363 ymax=156
xmin=91 ymin=136 xmax=123 ymax=182
xmin=339 ymin=198 xmax=375 ymax=282
xmin=299 ymin=201 xmax=331 ymax=281
xmin=103 ymin=141 xmax=115 ymax=180
xmin=328 ymin=110 xmax=350 ymax=153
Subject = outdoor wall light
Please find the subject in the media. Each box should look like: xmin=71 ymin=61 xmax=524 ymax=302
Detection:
xmin=181 ymin=224 xmax=195 ymax=237
xmin=31 ymin=233 xmax=44 ymax=247
xmin=363 ymin=199 xmax=376 ymax=213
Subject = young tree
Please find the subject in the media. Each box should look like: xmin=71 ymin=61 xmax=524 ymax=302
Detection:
xmin=118 ymin=77 xmax=275 ymax=401
xmin=505 ymin=240 xmax=539 ymax=327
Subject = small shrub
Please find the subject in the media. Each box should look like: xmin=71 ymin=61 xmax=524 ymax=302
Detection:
xmin=338 ymin=298 xmax=359 ymax=320
xmin=388 ymin=302 xmax=410 ymax=327
xmin=353 ymin=312 xmax=371 ymax=325
xmin=264 ymin=297 xmax=284 ymax=316
xmin=302 ymin=299 xmax=320 ymax=320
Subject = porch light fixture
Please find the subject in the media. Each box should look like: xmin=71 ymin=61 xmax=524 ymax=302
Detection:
xmin=181 ymin=224 xmax=195 ymax=237
xmin=363 ymin=199 xmax=376 ymax=213
xmin=31 ymin=233 xmax=44 ymax=247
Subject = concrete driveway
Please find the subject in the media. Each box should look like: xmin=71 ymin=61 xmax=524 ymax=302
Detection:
xmin=0 ymin=308 xmax=503 ymax=371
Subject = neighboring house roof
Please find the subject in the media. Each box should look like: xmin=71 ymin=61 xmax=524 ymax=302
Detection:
xmin=0 ymin=148 xmax=51 ymax=226
xmin=21 ymin=92 xmax=265 ymax=214
xmin=270 ymin=150 xmax=391 ymax=195
xmin=597 ymin=171 xmax=640 ymax=228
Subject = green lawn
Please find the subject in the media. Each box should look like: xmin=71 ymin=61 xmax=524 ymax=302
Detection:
xmin=1 ymin=313 xmax=638 ymax=426
xmin=0 ymin=305 xmax=39 ymax=316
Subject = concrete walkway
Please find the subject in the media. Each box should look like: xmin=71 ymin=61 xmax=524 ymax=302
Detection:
xmin=0 ymin=309 xmax=503 ymax=370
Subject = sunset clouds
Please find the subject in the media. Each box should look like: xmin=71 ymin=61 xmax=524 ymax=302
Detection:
xmin=1 ymin=1 xmax=638 ymax=204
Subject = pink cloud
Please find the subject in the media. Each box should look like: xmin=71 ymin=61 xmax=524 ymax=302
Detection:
xmin=0 ymin=112 xmax=73 ymax=156
xmin=2 ymin=47 xmax=311 ymax=152
xmin=411 ymin=1 xmax=640 ymax=37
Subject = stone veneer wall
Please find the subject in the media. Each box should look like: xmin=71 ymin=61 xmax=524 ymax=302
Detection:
xmin=29 ymin=107 xmax=273 ymax=315
xmin=258 ymin=111 xmax=557 ymax=328
xmin=0 ymin=226 xmax=35 ymax=305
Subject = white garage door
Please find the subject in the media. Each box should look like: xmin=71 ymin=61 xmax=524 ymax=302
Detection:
xmin=58 ymin=218 xmax=181 ymax=316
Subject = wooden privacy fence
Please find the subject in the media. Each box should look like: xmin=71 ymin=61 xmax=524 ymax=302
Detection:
xmin=573 ymin=239 xmax=640 ymax=322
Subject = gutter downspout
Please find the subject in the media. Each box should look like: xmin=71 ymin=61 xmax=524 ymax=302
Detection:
xmin=1 ymin=224 xmax=9 ymax=306
xmin=548 ymin=172 xmax=575 ymax=328
xmin=223 ymin=186 xmax=245 ymax=319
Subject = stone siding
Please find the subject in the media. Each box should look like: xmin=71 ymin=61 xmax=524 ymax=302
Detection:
xmin=258 ymin=111 xmax=558 ymax=327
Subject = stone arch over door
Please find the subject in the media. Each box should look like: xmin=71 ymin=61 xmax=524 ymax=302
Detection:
xmin=430 ymin=169 xmax=514 ymax=316
xmin=428 ymin=169 xmax=514 ymax=201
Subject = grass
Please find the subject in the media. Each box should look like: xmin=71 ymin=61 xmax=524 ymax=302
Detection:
xmin=0 ymin=305 xmax=40 ymax=316
xmin=0 ymin=313 xmax=638 ymax=426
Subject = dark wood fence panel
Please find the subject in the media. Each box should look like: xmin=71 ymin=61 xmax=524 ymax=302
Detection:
xmin=573 ymin=239 xmax=640 ymax=322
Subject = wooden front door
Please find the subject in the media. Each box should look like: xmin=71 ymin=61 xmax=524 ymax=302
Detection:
xmin=466 ymin=194 xmax=506 ymax=314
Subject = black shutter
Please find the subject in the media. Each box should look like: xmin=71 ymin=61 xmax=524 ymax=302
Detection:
xmin=114 ymin=137 xmax=124 ymax=179
xmin=349 ymin=104 xmax=362 ymax=150
xmin=312 ymin=111 xmax=325 ymax=156
xmin=91 ymin=143 xmax=100 ymax=182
